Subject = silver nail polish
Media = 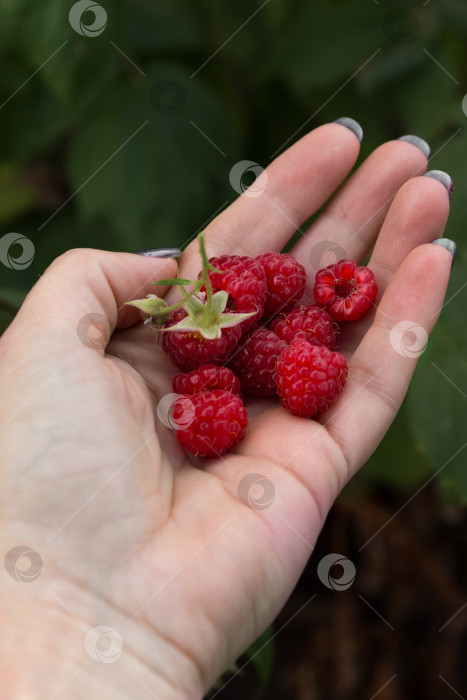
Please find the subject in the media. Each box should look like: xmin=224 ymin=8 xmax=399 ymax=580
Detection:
xmin=424 ymin=170 xmax=454 ymax=199
xmin=398 ymin=135 xmax=430 ymax=158
xmin=135 ymin=248 xmax=182 ymax=259
xmin=334 ymin=117 xmax=363 ymax=142
xmin=432 ymin=238 xmax=457 ymax=267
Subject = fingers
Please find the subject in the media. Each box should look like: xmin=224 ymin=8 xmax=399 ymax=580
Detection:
xmin=290 ymin=138 xmax=429 ymax=287
xmin=322 ymin=242 xmax=453 ymax=475
xmin=179 ymin=121 xmax=361 ymax=277
xmin=3 ymin=249 xmax=177 ymax=353
xmin=339 ymin=173 xmax=451 ymax=353
xmin=369 ymin=174 xmax=450 ymax=289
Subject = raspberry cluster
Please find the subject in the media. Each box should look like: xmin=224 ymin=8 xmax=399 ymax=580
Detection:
xmin=127 ymin=235 xmax=377 ymax=457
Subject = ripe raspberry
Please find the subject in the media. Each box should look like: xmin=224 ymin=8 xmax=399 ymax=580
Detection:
xmin=173 ymin=364 xmax=241 ymax=395
xmin=162 ymin=308 xmax=242 ymax=371
xmin=202 ymin=255 xmax=267 ymax=330
xmin=256 ymin=252 xmax=306 ymax=319
xmin=275 ymin=339 xmax=348 ymax=417
xmin=174 ymin=390 xmax=248 ymax=457
xmin=313 ymin=259 xmax=378 ymax=321
xmin=228 ymin=327 xmax=287 ymax=397
xmin=270 ymin=304 xmax=337 ymax=349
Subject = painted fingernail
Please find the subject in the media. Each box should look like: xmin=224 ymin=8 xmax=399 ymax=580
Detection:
xmin=334 ymin=117 xmax=363 ymax=142
xmin=424 ymin=170 xmax=454 ymax=199
xmin=432 ymin=238 xmax=457 ymax=268
xmin=398 ymin=135 xmax=430 ymax=158
xmin=135 ymin=248 xmax=182 ymax=259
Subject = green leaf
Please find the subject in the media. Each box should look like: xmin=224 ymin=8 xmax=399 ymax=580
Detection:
xmin=429 ymin=130 xmax=467 ymax=246
xmin=152 ymin=278 xmax=193 ymax=286
xmin=261 ymin=0 xmax=385 ymax=91
xmin=244 ymin=625 xmax=274 ymax=698
xmin=210 ymin=290 xmax=229 ymax=316
xmin=183 ymin=294 xmax=205 ymax=317
xmin=0 ymin=286 xmax=27 ymax=335
xmin=67 ymin=62 xmax=239 ymax=250
xmin=125 ymin=297 xmax=168 ymax=316
xmin=217 ymin=311 xmax=256 ymax=328
xmin=161 ymin=314 xmax=220 ymax=338
xmin=120 ymin=0 xmax=202 ymax=53
xmin=407 ymin=260 xmax=467 ymax=503
xmin=354 ymin=401 xmax=433 ymax=493
xmin=395 ymin=61 xmax=460 ymax=139
xmin=0 ymin=164 xmax=38 ymax=225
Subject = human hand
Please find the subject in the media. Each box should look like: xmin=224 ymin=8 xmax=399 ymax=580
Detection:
xmin=0 ymin=121 xmax=454 ymax=699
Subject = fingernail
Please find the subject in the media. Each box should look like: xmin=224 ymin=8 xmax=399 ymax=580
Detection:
xmin=135 ymin=248 xmax=182 ymax=259
xmin=432 ymin=238 xmax=457 ymax=268
xmin=398 ymin=135 xmax=430 ymax=158
xmin=333 ymin=117 xmax=363 ymax=142
xmin=424 ymin=170 xmax=454 ymax=199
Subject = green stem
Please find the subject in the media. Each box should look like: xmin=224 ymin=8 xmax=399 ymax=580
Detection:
xmin=198 ymin=232 xmax=214 ymax=326
xmin=154 ymin=280 xmax=202 ymax=316
xmin=141 ymin=232 xmax=217 ymax=322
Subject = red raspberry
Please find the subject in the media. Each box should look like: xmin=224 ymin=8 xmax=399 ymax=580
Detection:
xmin=313 ymin=259 xmax=378 ymax=321
xmin=202 ymin=255 xmax=267 ymax=330
xmin=228 ymin=327 xmax=287 ymax=396
xmin=255 ymin=252 xmax=306 ymax=319
xmin=174 ymin=390 xmax=248 ymax=457
xmin=275 ymin=339 xmax=348 ymax=417
xmin=162 ymin=308 xmax=242 ymax=371
xmin=173 ymin=364 xmax=241 ymax=395
xmin=270 ymin=304 xmax=337 ymax=349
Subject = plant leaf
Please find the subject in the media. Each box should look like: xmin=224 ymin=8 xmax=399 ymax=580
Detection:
xmin=183 ymin=295 xmax=205 ymax=317
xmin=211 ymin=290 xmax=229 ymax=316
xmin=408 ymin=261 xmax=467 ymax=503
xmin=125 ymin=297 xmax=168 ymax=316
xmin=152 ymin=278 xmax=193 ymax=286
xmin=217 ymin=311 xmax=256 ymax=328
xmin=244 ymin=625 xmax=275 ymax=699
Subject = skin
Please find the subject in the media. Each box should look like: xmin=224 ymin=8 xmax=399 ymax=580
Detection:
xmin=0 ymin=122 xmax=453 ymax=699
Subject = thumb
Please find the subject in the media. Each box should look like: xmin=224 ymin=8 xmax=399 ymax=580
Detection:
xmin=2 ymin=248 xmax=178 ymax=354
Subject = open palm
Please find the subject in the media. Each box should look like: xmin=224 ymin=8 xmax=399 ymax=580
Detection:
xmin=0 ymin=122 xmax=453 ymax=699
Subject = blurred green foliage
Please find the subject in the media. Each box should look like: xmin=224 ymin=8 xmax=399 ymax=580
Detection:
xmin=0 ymin=0 xmax=466 ymax=503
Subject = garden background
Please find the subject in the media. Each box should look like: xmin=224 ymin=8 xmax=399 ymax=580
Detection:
xmin=0 ymin=1 xmax=466 ymax=697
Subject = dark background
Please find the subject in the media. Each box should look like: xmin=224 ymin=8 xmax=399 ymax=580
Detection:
xmin=0 ymin=1 xmax=466 ymax=697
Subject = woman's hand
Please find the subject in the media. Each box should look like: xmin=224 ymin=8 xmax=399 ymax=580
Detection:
xmin=0 ymin=121 xmax=454 ymax=699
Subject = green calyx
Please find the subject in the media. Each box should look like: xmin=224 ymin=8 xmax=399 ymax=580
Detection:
xmin=125 ymin=232 xmax=254 ymax=339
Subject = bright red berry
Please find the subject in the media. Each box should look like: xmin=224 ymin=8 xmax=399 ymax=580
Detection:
xmin=173 ymin=364 xmax=241 ymax=395
xmin=162 ymin=308 xmax=242 ymax=371
xmin=313 ymin=259 xmax=378 ymax=321
xmin=275 ymin=339 xmax=348 ymax=417
xmin=270 ymin=304 xmax=337 ymax=349
xmin=228 ymin=327 xmax=287 ymax=397
xmin=202 ymin=255 xmax=267 ymax=330
xmin=174 ymin=390 xmax=248 ymax=457
xmin=255 ymin=252 xmax=306 ymax=319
